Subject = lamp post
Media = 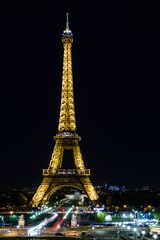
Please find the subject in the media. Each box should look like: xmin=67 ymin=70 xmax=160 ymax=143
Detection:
xmin=133 ymin=227 xmax=137 ymax=240
xmin=0 ymin=216 xmax=4 ymax=226
xmin=134 ymin=211 xmax=138 ymax=225
xmin=141 ymin=230 xmax=146 ymax=239
xmin=153 ymin=234 xmax=158 ymax=240
xmin=10 ymin=211 xmax=13 ymax=227
xmin=117 ymin=230 xmax=120 ymax=240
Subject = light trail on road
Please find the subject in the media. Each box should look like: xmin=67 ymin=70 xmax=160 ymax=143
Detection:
xmin=51 ymin=206 xmax=73 ymax=231
xmin=28 ymin=212 xmax=58 ymax=236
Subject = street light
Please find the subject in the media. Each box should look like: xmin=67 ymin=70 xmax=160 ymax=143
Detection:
xmin=153 ymin=234 xmax=158 ymax=240
xmin=134 ymin=211 xmax=138 ymax=225
xmin=141 ymin=230 xmax=146 ymax=239
xmin=133 ymin=228 xmax=137 ymax=240
xmin=117 ymin=230 xmax=120 ymax=240
xmin=9 ymin=211 xmax=14 ymax=227
xmin=0 ymin=215 xmax=4 ymax=226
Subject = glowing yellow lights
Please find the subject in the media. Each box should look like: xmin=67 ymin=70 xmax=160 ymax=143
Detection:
xmin=49 ymin=143 xmax=63 ymax=170
xmin=58 ymin=41 xmax=76 ymax=132
xmin=31 ymin=16 xmax=99 ymax=208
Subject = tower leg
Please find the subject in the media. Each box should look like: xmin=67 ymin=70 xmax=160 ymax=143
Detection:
xmin=31 ymin=177 xmax=52 ymax=207
xmin=73 ymin=145 xmax=99 ymax=203
xmin=49 ymin=143 xmax=63 ymax=169
xmin=81 ymin=177 xmax=99 ymax=202
xmin=73 ymin=145 xmax=85 ymax=169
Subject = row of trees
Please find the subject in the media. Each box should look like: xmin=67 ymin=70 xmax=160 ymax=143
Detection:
xmin=95 ymin=211 xmax=160 ymax=223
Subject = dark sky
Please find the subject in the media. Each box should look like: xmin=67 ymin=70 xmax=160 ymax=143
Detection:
xmin=0 ymin=1 xmax=160 ymax=190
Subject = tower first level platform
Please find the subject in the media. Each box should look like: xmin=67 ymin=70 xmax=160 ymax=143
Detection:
xmin=32 ymin=170 xmax=98 ymax=207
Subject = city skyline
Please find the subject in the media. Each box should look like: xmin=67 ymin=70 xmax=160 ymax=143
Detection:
xmin=0 ymin=2 xmax=160 ymax=190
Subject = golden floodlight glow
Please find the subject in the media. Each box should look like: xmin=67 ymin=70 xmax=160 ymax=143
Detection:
xmin=31 ymin=13 xmax=99 ymax=207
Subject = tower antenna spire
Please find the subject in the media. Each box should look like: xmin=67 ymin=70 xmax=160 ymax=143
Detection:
xmin=63 ymin=12 xmax=72 ymax=35
xmin=66 ymin=12 xmax=69 ymax=30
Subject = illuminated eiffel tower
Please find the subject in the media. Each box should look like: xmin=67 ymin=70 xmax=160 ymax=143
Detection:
xmin=31 ymin=14 xmax=99 ymax=207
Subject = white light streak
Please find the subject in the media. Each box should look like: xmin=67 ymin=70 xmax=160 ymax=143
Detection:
xmin=28 ymin=213 xmax=58 ymax=236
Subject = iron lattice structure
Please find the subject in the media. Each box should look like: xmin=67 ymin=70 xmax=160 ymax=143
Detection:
xmin=31 ymin=14 xmax=99 ymax=207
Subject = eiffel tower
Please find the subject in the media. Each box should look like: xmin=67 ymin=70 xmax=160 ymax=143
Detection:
xmin=31 ymin=13 xmax=99 ymax=207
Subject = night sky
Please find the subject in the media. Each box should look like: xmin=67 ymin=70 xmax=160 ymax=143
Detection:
xmin=0 ymin=1 xmax=160 ymax=190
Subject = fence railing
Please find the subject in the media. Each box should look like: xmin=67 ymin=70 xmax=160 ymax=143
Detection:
xmin=43 ymin=168 xmax=90 ymax=176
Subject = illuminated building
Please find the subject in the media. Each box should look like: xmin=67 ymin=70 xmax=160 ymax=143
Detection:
xmin=31 ymin=13 xmax=99 ymax=207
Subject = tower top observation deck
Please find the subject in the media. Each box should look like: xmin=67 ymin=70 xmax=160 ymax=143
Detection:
xmin=62 ymin=12 xmax=73 ymax=37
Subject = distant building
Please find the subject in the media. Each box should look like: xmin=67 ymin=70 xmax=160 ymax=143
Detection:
xmin=108 ymin=185 xmax=126 ymax=192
